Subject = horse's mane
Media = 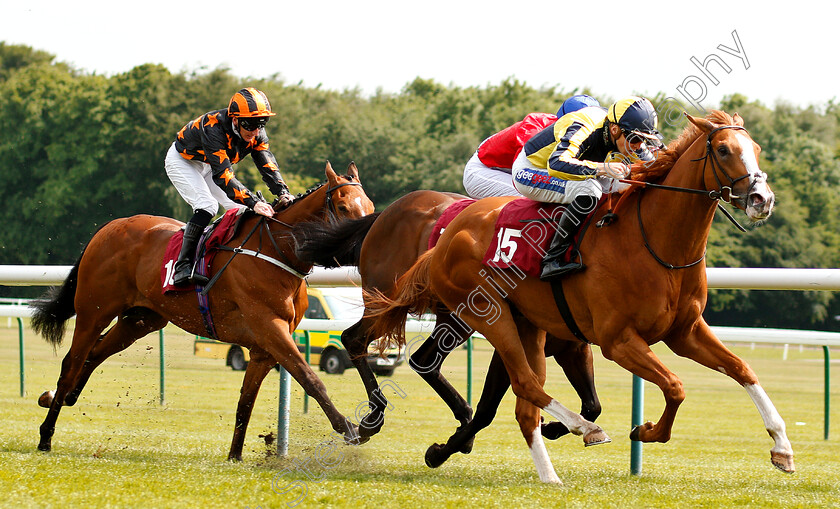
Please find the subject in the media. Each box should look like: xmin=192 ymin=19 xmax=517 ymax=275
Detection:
xmin=630 ymin=110 xmax=735 ymax=182
xmin=278 ymin=174 xmax=357 ymax=210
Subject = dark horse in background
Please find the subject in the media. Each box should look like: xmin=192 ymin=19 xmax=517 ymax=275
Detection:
xmin=31 ymin=162 xmax=374 ymax=461
xmin=364 ymin=112 xmax=793 ymax=483
xmin=293 ymin=189 xmax=601 ymax=467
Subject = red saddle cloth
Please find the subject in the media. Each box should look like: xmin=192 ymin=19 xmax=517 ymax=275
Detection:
xmin=481 ymin=198 xmax=574 ymax=278
xmin=161 ymin=209 xmax=245 ymax=293
xmin=427 ymin=199 xmax=477 ymax=249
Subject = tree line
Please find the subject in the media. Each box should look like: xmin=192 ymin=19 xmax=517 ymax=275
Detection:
xmin=1 ymin=43 xmax=839 ymax=331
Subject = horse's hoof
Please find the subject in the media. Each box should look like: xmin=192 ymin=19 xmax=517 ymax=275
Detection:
xmin=37 ymin=442 xmax=51 ymax=452
xmin=424 ymin=443 xmax=447 ymax=468
xmin=583 ymin=428 xmax=611 ymax=447
xmin=350 ymin=435 xmax=370 ymax=446
xmin=771 ymin=451 xmax=795 ymax=473
xmin=629 ymin=421 xmax=654 ymax=442
xmin=359 ymin=414 xmax=384 ymax=438
xmin=38 ymin=390 xmax=55 ymax=408
xmin=227 ymin=455 xmax=243 ymax=462
xmin=458 ymin=436 xmax=474 ymax=455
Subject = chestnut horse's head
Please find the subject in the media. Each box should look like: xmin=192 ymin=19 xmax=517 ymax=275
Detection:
xmin=281 ymin=161 xmax=375 ymax=223
xmin=323 ymin=161 xmax=375 ymax=220
xmin=686 ymin=112 xmax=775 ymax=223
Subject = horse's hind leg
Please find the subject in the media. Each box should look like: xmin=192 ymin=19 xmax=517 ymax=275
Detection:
xmin=425 ymin=348 xmax=509 ymax=468
xmin=409 ymin=309 xmax=474 ymax=431
xmin=58 ymin=308 xmax=167 ymax=407
xmin=514 ymin=319 xmax=563 ymax=484
xmin=228 ymin=347 xmax=276 ymax=461
xmin=38 ymin=313 xmax=115 ymax=451
xmin=444 ymin=287 xmax=604 ymax=443
xmin=541 ymin=338 xmax=601 ymax=440
xmin=341 ymin=318 xmax=388 ymax=438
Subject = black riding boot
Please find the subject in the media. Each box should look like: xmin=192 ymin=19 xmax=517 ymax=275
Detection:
xmin=539 ymin=197 xmax=595 ymax=281
xmin=172 ymin=221 xmax=210 ymax=286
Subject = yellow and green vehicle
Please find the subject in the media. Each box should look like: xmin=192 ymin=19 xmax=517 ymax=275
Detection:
xmin=193 ymin=287 xmax=404 ymax=376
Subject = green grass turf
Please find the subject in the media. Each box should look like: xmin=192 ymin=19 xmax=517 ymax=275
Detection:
xmin=1 ymin=320 xmax=838 ymax=508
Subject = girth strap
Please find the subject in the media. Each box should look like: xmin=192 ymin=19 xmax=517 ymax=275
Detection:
xmin=550 ymin=279 xmax=590 ymax=345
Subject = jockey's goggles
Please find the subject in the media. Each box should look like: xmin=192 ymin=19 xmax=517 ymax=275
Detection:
xmin=238 ymin=117 xmax=269 ymax=131
xmin=622 ymin=130 xmax=647 ymax=145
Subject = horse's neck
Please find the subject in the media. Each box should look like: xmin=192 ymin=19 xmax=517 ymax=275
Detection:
xmin=638 ymin=139 xmax=718 ymax=266
xmin=277 ymin=189 xmax=328 ymax=224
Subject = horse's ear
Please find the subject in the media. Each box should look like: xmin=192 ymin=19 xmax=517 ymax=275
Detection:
xmin=732 ymin=113 xmax=745 ymax=127
xmin=684 ymin=112 xmax=716 ymax=133
xmin=325 ymin=160 xmax=338 ymax=185
xmin=347 ymin=161 xmax=360 ymax=181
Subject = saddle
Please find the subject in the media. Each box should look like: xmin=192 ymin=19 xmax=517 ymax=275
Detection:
xmin=481 ymin=198 xmax=603 ymax=278
xmin=161 ymin=208 xmax=251 ymax=294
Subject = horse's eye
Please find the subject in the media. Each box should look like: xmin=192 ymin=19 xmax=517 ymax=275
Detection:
xmin=717 ymin=145 xmax=729 ymax=157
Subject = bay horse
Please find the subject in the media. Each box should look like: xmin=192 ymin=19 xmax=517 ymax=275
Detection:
xmin=365 ymin=111 xmax=794 ymax=483
xmin=293 ymin=190 xmax=601 ymax=460
xmin=30 ymin=162 xmax=375 ymax=461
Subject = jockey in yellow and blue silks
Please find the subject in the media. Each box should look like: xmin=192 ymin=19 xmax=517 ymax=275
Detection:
xmin=463 ymin=94 xmax=601 ymax=199
xmin=512 ymin=96 xmax=662 ymax=280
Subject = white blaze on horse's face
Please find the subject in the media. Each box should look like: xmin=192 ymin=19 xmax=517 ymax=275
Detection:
xmin=354 ymin=197 xmax=366 ymax=214
xmin=735 ymin=132 xmax=775 ymax=222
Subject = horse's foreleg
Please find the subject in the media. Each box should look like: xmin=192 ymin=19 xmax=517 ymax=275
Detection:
xmin=666 ymin=321 xmax=794 ymax=473
xmin=229 ymin=348 xmax=275 ymax=461
xmin=260 ymin=324 xmax=359 ymax=445
xmin=601 ymin=333 xmax=685 ymax=444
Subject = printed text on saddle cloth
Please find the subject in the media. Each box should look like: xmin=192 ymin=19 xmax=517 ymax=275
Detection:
xmin=482 ymin=199 xmax=585 ymax=278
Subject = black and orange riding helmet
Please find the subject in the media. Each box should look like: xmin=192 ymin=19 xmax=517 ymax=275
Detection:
xmin=227 ymin=88 xmax=277 ymax=118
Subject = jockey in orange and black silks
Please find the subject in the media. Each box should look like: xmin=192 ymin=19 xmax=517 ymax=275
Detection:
xmin=165 ymin=87 xmax=294 ymax=287
xmin=172 ymin=91 xmax=290 ymax=210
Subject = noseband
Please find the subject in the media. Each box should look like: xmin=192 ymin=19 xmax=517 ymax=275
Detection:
xmin=693 ymin=125 xmax=765 ymax=206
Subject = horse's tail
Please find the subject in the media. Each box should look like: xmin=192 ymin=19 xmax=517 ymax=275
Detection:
xmin=365 ymin=249 xmax=437 ymax=348
xmin=30 ymin=253 xmax=83 ymax=347
xmin=292 ymin=212 xmax=381 ymax=268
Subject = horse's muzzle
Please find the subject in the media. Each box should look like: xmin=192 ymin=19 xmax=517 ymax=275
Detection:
xmin=745 ymin=183 xmax=775 ymax=222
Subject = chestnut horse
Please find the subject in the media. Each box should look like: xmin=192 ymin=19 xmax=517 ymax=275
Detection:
xmin=31 ymin=162 xmax=374 ymax=461
xmin=293 ymin=190 xmax=601 ymax=462
xmin=366 ymin=112 xmax=794 ymax=483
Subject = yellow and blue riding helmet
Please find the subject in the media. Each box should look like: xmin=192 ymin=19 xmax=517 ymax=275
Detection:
xmin=607 ymin=96 xmax=663 ymax=147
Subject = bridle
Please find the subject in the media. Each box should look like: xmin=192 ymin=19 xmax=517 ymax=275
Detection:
xmin=323 ymin=179 xmax=364 ymax=222
xmin=200 ymin=177 xmax=366 ymax=293
xmin=628 ymin=125 xmax=763 ymax=269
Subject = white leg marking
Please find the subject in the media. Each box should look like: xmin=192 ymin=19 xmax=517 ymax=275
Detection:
xmin=529 ymin=426 xmax=562 ymax=485
xmin=544 ymin=399 xmax=599 ymax=436
xmin=744 ymin=383 xmax=793 ymax=455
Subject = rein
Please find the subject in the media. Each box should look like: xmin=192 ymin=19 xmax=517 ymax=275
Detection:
xmin=620 ymin=125 xmax=754 ymax=269
xmin=199 ymin=179 xmax=364 ymax=295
